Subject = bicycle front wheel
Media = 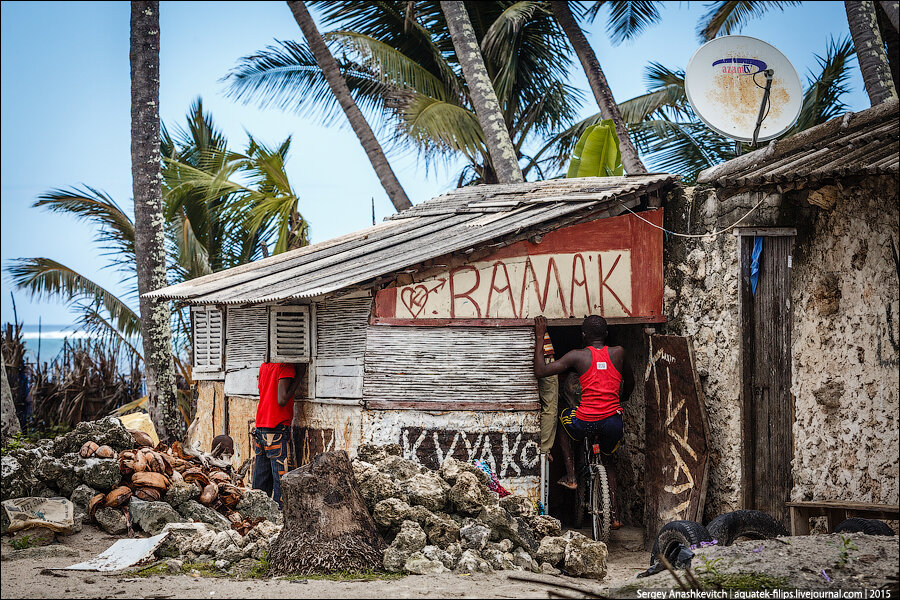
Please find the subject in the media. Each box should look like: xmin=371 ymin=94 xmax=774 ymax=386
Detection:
xmin=591 ymin=464 xmax=611 ymax=543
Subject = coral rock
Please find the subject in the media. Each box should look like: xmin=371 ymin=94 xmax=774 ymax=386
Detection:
xmin=398 ymin=472 xmax=449 ymax=513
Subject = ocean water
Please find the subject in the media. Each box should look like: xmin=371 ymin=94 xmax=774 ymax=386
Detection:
xmin=18 ymin=324 xmax=92 ymax=365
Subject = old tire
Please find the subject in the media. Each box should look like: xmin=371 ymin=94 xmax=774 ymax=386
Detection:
xmin=706 ymin=510 xmax=789 ymax=545
xmin=834 ymin=518 xmax=896 ymax=536
xmin=650 ymin=520 xmax=713 ymax=566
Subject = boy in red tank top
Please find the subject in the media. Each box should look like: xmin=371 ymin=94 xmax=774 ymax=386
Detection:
xmin=533 ymin=315 xmax=635 ymax=527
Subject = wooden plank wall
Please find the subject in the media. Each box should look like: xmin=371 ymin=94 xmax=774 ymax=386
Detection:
xmin=315 ymin=297 xmax=371 ymax=401
xmin=363 ymin=326 xmax=540 ymax=410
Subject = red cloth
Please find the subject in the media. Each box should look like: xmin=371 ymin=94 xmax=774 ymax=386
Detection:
xmin=575 ymin=346 xmax=623 ymax=421
xmin=256 ymin=363 xmax=296 ymax=428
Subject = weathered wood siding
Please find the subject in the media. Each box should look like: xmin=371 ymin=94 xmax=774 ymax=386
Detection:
xmin=363 ymin=326 xmax=539 ymax=410
xmin=225 ymin=306 xmax=268 ymax=370
xmin=314 ymin=297 xmax=370 ymax=402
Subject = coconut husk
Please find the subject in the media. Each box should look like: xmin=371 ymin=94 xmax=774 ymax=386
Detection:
xmin=219 ymin=484 xmax=243 ymax=508
xmin=198 ymin=483 xmax=219 ymax=506
xmin=89 ymin=493 xmax=105 ymax=520
xmin=183 ymin=468 xmax=210 ymax=488
xmin=94 ymin=445 xmax=116 ymax=459
xmin=209 ymin=471 xmax=231 ymax=485
xmin=133 ymin=487 xmax=162 ymax=502
xmin=129 ymin=429 xmax=154 ymax=448
xmin=79 ymin=441 xmax=99 ymax=458
xmin=104 ymin=486 xmax=132 ymax=508
xmin=131 ymin=471 xmax=170 ymax=490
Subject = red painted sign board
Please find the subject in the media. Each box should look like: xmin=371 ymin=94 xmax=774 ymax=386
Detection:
xmin=374 ymin=210 xmax=664 ymax=324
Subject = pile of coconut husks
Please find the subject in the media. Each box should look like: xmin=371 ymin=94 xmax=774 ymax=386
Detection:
xmin=81 ymin=435 xmax=265 ymax=537
xmin=1 ymin=417 xmax=280 ymax=540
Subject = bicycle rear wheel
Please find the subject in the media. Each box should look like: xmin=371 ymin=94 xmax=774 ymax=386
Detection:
xmin=591 ymin=463 xmax=611 ymax=543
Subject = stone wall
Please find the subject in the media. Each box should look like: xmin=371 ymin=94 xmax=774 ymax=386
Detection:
xmin=789 ymin=177 xmax=899 ymax=505
xmin=663 ymin=176 xmax=899 ymax=521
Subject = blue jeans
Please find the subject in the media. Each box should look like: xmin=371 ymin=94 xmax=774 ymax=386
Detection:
xmin=252 ymin=425 xmax=290 ymax=508
xmin=559 ymin=409 xmax=623 ymax=455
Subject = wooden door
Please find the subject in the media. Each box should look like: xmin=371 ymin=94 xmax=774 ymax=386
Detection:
xmin=644 ymin=335 xmax=710 ymax=545
xmin=739 ymin=232 xmax=794 ymax=528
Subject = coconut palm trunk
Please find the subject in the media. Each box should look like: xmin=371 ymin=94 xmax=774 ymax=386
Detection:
xmin=845 ymin=0 xmax=898 ymax=105
xmin=551 ymin=1 xmax=647 ymax=174
xmin=881 ymin=0 xmax=900 ymax=32
xmin=286 ymin=1 xmax=411 ymax=212
xmin=440 ymin=1 xmax=524 ymax=184
xmin=131 ymin=1 xmax=180 ymax=441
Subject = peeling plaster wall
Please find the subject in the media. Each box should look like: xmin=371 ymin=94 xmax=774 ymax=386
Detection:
xmin=363 ymin=409 xmax=540 ymax=496
xmin=665 ymin=177 xmax=899 ymax=520
xmin=790 ymin=177 xmax=899 ymax=505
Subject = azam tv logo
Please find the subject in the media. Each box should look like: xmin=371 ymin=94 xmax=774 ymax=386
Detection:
xmin=712 ymin=57 xmax=767 ymax=74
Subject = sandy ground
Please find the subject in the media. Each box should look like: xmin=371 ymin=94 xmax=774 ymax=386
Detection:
xmin=0 ymin=525 xmax=649 ymax=599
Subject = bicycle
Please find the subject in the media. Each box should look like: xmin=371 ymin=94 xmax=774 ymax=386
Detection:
xmin=578 ymin=436 xmax=613 ymax=543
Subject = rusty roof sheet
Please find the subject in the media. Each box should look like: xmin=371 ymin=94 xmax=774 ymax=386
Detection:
xmin=696 ymin=99 xmax=899 ymax=188
xmin=145 ymin=174 xmax=675 ymax=305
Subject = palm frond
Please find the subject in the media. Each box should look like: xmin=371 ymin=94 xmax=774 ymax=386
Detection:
xmin=399 ymin=95 xmax=484 ymax=157
xmin=697 ymin=1 xmax=801 ymax=42
xmin=223 ymin=39 xmax=392 ymax=125
xmin=630 ymin=119 xmax=734 ymax=182
xmin=73 ymin=302 xmax=143 ymax=360
xmin=791 ymin=35 xmax=855 ymax=133
xmin=34 ymin=186 xmax=135 ymax=274
xmin=595 ymin=1 xmax=663 ymax=45
xmin=481 ymin=1 xmax=542 ymax=104
xmin=6 ymin=258 xmax=141 ymax=339
xmin=327 ymin=31 xmax=447 ymax=100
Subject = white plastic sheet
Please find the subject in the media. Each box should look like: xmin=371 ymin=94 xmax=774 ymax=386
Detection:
xmin=63 ymin=532 xmax=169 ymax=572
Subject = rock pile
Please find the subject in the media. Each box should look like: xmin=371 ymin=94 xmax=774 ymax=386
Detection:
xmin=1 ymin=417 xmax=280 ymax=538
xmin=352 ymin=444 xmax=608 ymax=579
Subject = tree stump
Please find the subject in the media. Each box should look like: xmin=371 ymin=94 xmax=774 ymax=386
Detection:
xmin=268 ymin=450 xmax=386 ymax=574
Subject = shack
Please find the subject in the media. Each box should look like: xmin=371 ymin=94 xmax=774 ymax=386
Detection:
xmin=147 ymin=174 xmax=676 ymax=520
xmin=147 ymin=100 xmax=898 ymax=536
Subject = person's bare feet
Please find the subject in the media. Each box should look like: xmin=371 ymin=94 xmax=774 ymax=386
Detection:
xmin=557 ymin=476 xmax=578 ymax=490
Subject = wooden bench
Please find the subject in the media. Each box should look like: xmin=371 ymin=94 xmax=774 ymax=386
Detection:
xmin=786 ymin=500 xmax=900 ymax=535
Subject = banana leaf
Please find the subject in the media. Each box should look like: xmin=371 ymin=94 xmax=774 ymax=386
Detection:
xmin=566 ymin=120 xmax=624 ymax=178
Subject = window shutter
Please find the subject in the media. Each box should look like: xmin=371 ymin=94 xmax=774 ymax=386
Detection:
xmin=192 ymin=306 xmax=223 ymax=372
xmin=269 ymin=305 xmax=311 ymax=362
xmin=225 ymin=306 xmax=268 ymax=370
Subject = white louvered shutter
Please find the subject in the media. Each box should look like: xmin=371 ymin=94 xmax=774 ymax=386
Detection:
xmin=269 ymin=306 xmax=311 ymax=362
xmin=192 ymin=306 xmax=223 ymax=372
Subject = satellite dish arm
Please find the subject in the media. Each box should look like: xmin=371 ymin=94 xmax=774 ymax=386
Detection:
xmin=752 ymin=69 xmax=775 ymax=147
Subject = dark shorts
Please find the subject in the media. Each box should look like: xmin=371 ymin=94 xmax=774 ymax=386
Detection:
xmin=559 ymin=408 xmax=623 ymax=455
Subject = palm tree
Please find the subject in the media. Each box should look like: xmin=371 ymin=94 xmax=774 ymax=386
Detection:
xmin=541 ymin=36 xmax=858 ymax=182
xmin=286 ymin=0 xmax=412 ymax=211
xmin=440 ymin=1 xmax=523 ymax=183
xmin=224 ymin=1 xmax=583 ymax=185
xmin=550 ymin=1 xmax=649 ymax=174
xmin=6 ymin=102 xmax=308 ymax=402
xmin=130 ymin=0 xmax=180 ymax=441
xmin=845 ymin=0 xmax=897 ymax=105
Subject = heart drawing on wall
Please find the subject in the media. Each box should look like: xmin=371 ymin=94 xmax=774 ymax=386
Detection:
xmin=400 ymin=285 xmax=430 ymax=318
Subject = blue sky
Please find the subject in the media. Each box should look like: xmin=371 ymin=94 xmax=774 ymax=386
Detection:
xmin=1 ymin=1 xmax=867 ymax=326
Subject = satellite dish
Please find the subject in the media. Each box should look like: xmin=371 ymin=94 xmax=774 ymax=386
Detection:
xmin=685 ymin=35 xmax=802 ymax=143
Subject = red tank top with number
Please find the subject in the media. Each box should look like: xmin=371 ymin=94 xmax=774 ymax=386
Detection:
xmin=576 ymin=346 xmax=622 ymax=421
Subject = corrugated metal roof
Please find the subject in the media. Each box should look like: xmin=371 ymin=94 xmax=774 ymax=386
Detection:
xmin=697 ymin=99 xmax=899 ymax=188
xmin=145 ymin=174 xmax=676 ymax=305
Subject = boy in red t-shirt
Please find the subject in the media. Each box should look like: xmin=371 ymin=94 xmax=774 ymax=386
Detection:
xmin=252 ymin=362 xmax=304 ymax=507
